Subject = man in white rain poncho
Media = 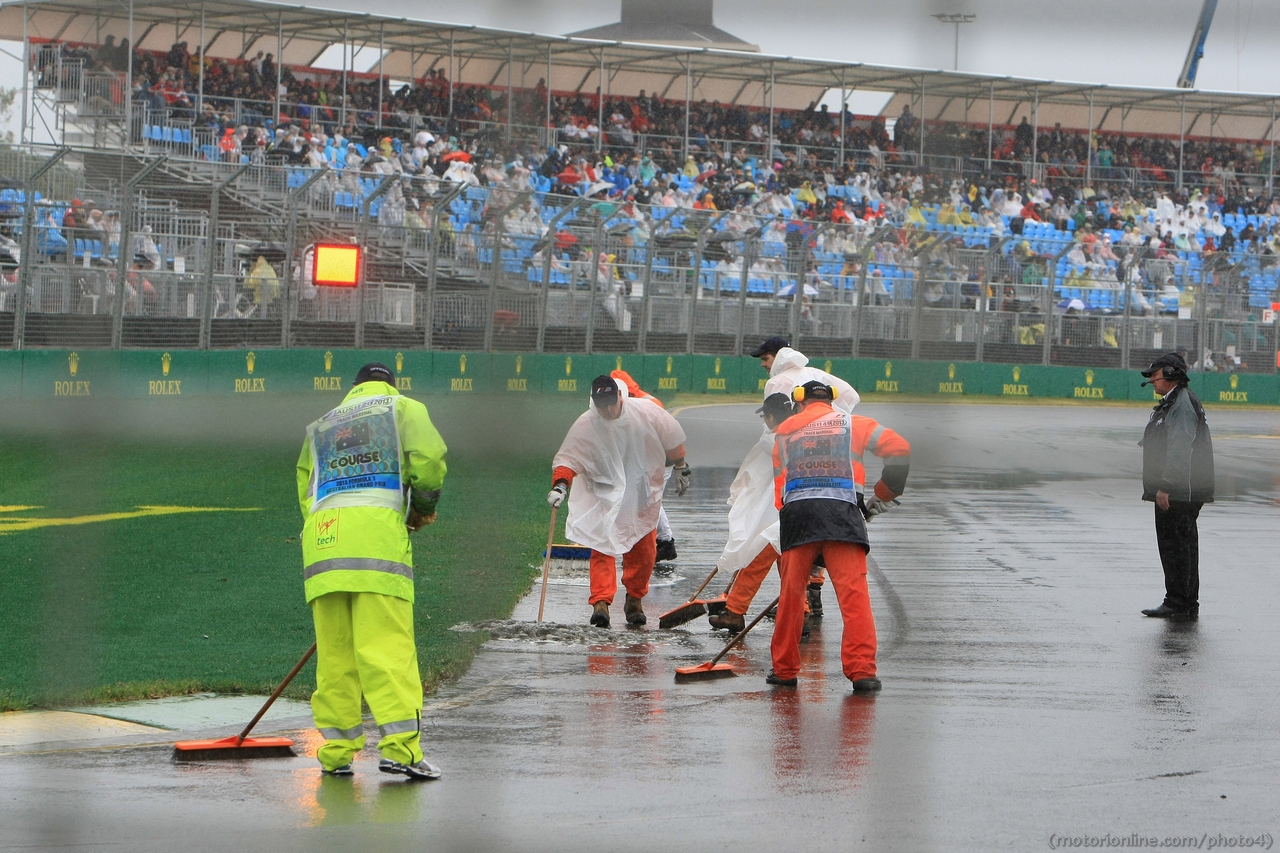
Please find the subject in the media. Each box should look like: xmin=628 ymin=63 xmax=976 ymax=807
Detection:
xmin=751 ymin=336 xmax=860 ymax=413
xmin=748 ymin=336 xmax=860 ymax=618
xmin=548 ymin=376 xmax=691 ymax=629
xmin=706 ymin=393 xmax=794 ymax=634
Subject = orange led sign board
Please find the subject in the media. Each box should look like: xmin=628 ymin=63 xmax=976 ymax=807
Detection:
xmin=313 ymin=244 xmax=361 ymax=287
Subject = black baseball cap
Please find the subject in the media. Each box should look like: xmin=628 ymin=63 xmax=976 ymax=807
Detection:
xmin=590 ymin=375 xmax=620 ymax=400
xmin=354 ymin=362 xmax=395 ymax=385
xmin=749 ymin=336 xmax=789 ymax=358
xmin=756 ymin=392 xmax=794 ymax=420
xmin=1139 ymin=352 xmax=1188 ymax=377
xmin=798 ymin=380 xmax=834 ymax=400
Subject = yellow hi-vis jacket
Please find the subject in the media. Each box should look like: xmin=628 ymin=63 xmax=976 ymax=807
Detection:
xmin=297 ymin=381 xmax=447 ymax=604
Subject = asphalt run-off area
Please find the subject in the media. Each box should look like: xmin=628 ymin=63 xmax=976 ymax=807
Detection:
xmin=2 ymin=400 xmax=1277 ymax=852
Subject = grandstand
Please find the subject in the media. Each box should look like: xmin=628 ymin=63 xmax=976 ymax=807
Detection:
xmin=0 ymin=0 xmax=1277 ymax=372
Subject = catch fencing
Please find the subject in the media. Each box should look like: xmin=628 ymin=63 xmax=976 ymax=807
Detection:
xmin=2 ymin=147 xmax=1277 ymax=373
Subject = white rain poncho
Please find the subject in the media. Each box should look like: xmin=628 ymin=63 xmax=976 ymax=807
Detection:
xmin=715 ymin=428 xmax=780 ymax=574
xmin=553 ymin=383 xmax=687 ymax=556
xmin=762 ymin=347 xmax=860 ymax=413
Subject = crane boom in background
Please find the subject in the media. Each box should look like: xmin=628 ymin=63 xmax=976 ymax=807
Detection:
xmin=1177 ymin=0 xmax=1218 ymax=88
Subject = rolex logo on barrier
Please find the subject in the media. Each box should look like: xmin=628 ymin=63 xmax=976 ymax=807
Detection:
xmin=56 ymin=352 xmax=89 ymax=396
xmin=393 ymin=352 xmax=411 ymax=391
xmin=1004 ymin=365 xmax=1028 ymax=396
xmin=315 ymin=350 xmax=341 ymax=391
xmin=876 ymin=361 xmax=898 ymax=393
xmin=451 ymin=354 xmax=472 ymax=392
xmin=1221 ymin=372 xmax=1247 ymax=402
xmin=825 ymin=360 xmax=832 ymax=373
xmin=150 ymin=353 xmax=181 ymax=396
xmin=939 ymin=362 xmax=963 ymax=394
xmin=659 ymin=355 xmax=678 ymax=391
xmin=616 ymin=356 xmax=623 ymax=370
xmin=707 ymin=357 xmax=726 ymax=391
xmin=508 ymin=355 xmax=527 ymax=392
xmin=236 ymin=351 xmax=265 ymax=393
xmin=1074 ymin=369 xmax=1103 ymax=399
xmin=558 ymin=356 xmax=576 ymax=392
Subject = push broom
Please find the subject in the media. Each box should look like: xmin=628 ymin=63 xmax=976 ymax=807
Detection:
xmin=656 ymin=566 xmax=720 ymax=629
xmin=674 ymin=595 xmax=779 ymax=682
xmin=172 ymin=642 xmax=316 ymax=761
xmin=536 ymin=505 xmax=558 ymax=622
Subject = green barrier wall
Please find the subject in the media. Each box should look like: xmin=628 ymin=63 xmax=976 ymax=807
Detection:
xmin=2 ymin=350 xmax=1278 ymax=405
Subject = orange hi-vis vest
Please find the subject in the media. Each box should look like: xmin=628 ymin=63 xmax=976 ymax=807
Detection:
xmin=772 ymin=401 xmax=911 ymax=510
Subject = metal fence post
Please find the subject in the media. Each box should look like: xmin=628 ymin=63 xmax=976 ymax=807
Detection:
xmin=483 ymin=190 xmax=532 ymax=353
xmin=423 ymin=182 xmax=467 ymax=349
xmin=686 ymin=211 xmax=728 ymax=354
xmin=12 ymin=147 xmax=70 ymax=350
xmin=199 ymin=161 xmax=250 ymax=350
xmin=536 ymin=197 xmax=586 ymax=354
xmin=1042 ymin=242 xmax=1073 ymax=367
xmin=793 ymin=222 xmax=830 ymax=353
xmin=1121 ymin=273 xmax=1133 ymax=371
xmin=733 ymin=229 xmax=760 ymax=356
xmin=281 ymin=165 xmax=330 ymax=348
xmin=637 ymin=226 xmax=658 ymax=355
xmin=356 ymin=174 xmax=398 ymax=350
xmin=113 ymin=155 xmax=168 ymax=349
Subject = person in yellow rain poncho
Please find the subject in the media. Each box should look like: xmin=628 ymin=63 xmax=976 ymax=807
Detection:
xmin=297 ymin=362 xmax=448 ymax=781
xmin=244 ymin=255 xmax=280 ymax=309
xmin=905 ymin=198 xmax=927 ymax=227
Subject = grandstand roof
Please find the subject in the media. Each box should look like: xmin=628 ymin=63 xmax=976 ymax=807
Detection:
xmin=4 ymin=0 xmax=1280 ymax=138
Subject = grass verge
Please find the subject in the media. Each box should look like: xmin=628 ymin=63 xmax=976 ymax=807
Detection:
xmin=0 ymin=393 xmax=583 ymax=711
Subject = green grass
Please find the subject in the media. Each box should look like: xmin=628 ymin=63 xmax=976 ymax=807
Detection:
xmin=0 ymin=394 xmax=585 ymax=711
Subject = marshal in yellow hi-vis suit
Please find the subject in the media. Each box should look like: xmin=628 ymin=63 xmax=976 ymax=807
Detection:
xmin=297 ymin=363 xmax=447 ymax=779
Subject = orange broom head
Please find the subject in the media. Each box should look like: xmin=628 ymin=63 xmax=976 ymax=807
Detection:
xmin=657 ymin=600 xmax=707 ymax=630
xmin=674 ymin=662 xmax=736 ymax=682
xmin=172 ymin=735 xmax=297 ymax=761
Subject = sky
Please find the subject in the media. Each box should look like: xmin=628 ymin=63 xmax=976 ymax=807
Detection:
xmin=3 ymin=0 xmax=1278 ymax=139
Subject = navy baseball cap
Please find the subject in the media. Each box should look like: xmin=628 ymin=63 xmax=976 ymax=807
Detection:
xmin=354 ymin=362 xmax=395 ymax=385
xmin=749 ymin=336 xmax=789 ymax=358
xmin=590 ymin=375 xmax=620 ymax=400
xmin=1140 ymin=352 xmax=1188 ymax=377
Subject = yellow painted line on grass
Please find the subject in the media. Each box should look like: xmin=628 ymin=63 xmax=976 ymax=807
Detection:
xmin=0 ymin=711 xmax=167 ymax=748
xmin=0 ymin=506 xmax=261 ymax=535
xmin=0 ymin=505 xmax=44 ymax=513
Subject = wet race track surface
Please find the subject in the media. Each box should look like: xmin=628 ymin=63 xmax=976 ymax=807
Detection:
xmin=3 ymin=402 xmax=1279 ymax=852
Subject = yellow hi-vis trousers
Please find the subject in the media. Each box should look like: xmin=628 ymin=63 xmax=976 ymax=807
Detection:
xmin=310 ymin=591 xmax=424 ymax=770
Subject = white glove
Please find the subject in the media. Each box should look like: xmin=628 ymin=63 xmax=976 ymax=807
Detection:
xmin=864 ymin=495 xmax=898 ymax=520
xmin=547 ymin=483 xmax=567 ymax=508
xmin=673 ymin=463 xmax=692 ymax=496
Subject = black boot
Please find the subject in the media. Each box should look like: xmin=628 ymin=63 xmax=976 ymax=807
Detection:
xmin=590 ymin=601 xmax=610 ymax=628
xmin=655 ymin=538 xmax=678 ymax=562
xmin=806 ymin=583 xmax=823 ymax=618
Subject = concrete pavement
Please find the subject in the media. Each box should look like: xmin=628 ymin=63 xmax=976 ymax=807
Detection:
xmin=1 ymin=401 xmax=1277 ymax=852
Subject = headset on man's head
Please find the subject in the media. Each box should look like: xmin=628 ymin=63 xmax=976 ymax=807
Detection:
xmin=792 ymin=383 xmax=836 ymax=403
xmin=1142 ymin=365 xmax=1186 ymax=388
